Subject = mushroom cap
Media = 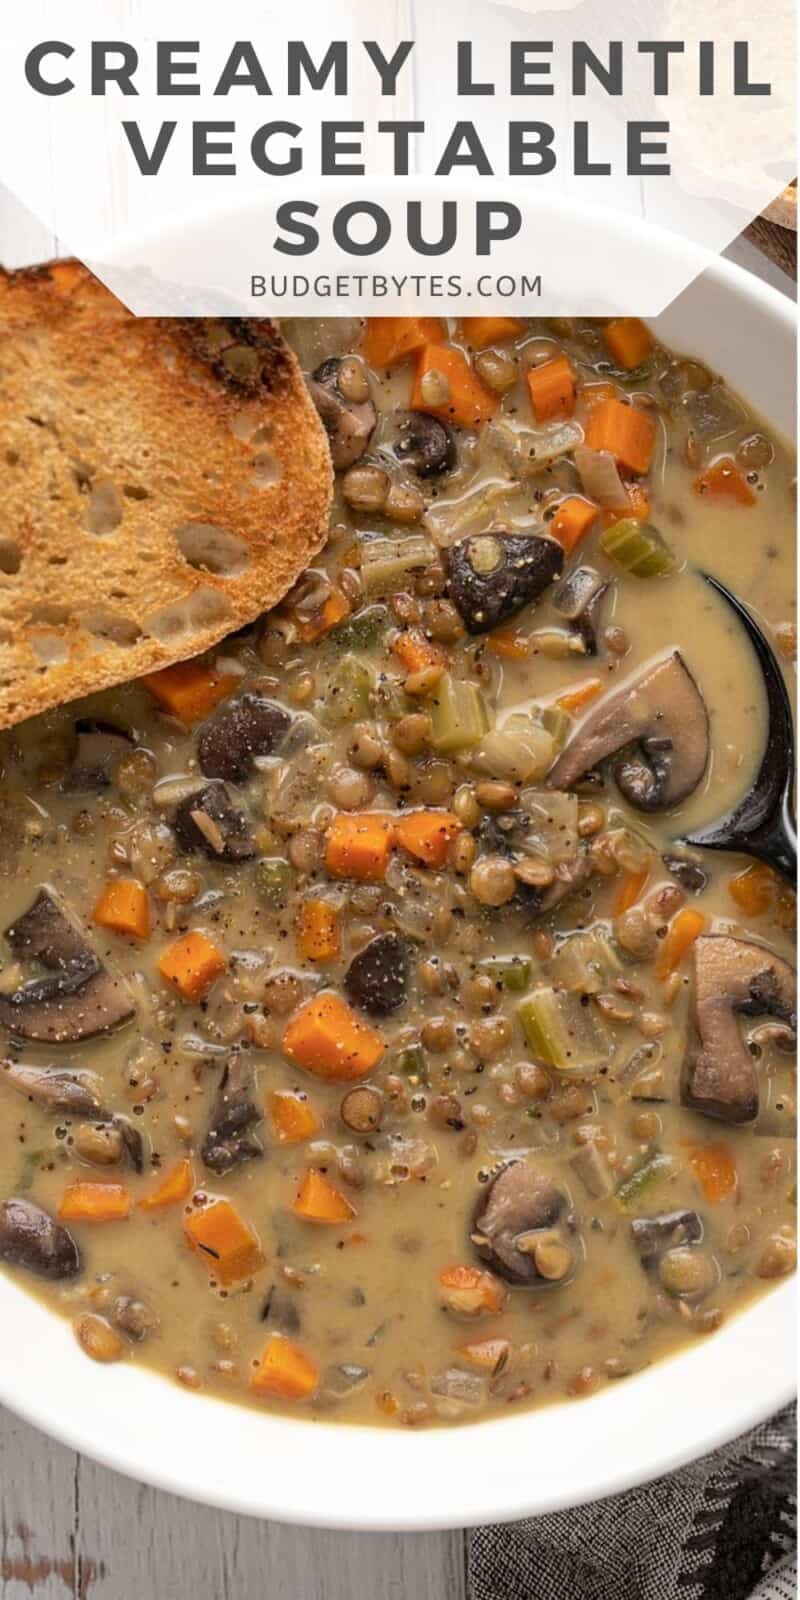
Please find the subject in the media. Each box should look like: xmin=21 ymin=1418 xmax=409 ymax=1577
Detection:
xmin=395 ymin=410 xmax=456 ymax=478
xmin=547 ymin=651 xmax=710 ymax=812
xmin=309 ymin=358 xmax=376 ymax=471
xmin=472 ymin=1160 xmax=570 ymax=1285
xmin=344 ymin=933 xmax=410 ymax=1017
xmin=445 ymin=532 xmax=563 ymax=636
xmin=0 ymin=1198 xmax=81 ymax=1280
xmin=172 ymin=781 xmax=256 ymax=861
xmin=198 ymin=694 xmax=290 ymax=784
xmin=682 ymin=935 xmax=797 ymax=1124
xmin=0 ymin=890 xmax=134 ymax=1044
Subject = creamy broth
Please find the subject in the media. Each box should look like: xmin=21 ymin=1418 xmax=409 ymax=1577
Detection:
xmin=0 ymin=314 xmax=795 ymax=1426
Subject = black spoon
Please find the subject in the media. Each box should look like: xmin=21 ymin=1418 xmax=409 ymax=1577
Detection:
xmin=681 ymin=574 xmax=796 ymax=884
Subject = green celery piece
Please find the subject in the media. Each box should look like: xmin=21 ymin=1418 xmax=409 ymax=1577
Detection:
xmin=429 ymin=674 xmax=490 ymax=754
xmin=550 ymin=929 xmax=622 ymax=996
xmin=518 ymin=986 xmax=613 ymax=1072
xmin=540 ymin=704 xmax=571 ymax=749
xmin=360 ymin=534 xmax=436 ymax=596
xmin=600 ymin=518 xmax=676 ymax=578
xmin=615 ymin=1153 xmax=674 ymax=1209
xmin=255 ymin=857 xmax=293 ymax=906
xmin=330 ymin=604 xmax=389 ymax=651
xmin=396 ymin=1044 xmax=428 ymax=1085
xmin=480 ymin=956 xmax=532 ymax=993
xmin=323 ymin=654 xmax=375 ymax=725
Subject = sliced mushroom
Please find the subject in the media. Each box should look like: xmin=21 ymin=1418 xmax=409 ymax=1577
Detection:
xmin=0 ymin=1062 xmax=146 ymax=1171
xmin=344 ymin=933 xmax=410 ymax=1017
xmin=395 ymin=411 xmax=456 ymax=478
xmin=63 ymin=719 xmax=133 ymax=793
xmin=472 ymin=1160 xmax=573 ymax=1286
xmin=630 ymin=1209 xmax=703 ymax=1268
xmin=172 ymin=782 xmax=255 ymax=861
xmin=547 ymin=652 xmax=710 ymax=812
xmin=0 ymin=1197 xmax=81 ymax=1279
xmin=308 ymin=358 xmax=376 ymax=471
xmin=682 ymin=935 xmax=797 ymax=1124
xmin=661 ymin=851 xmax=709 ymax=895
xmin=198 ymin=695 xmax=291 ymax=784
xmin=201 ymin=1056 xmax=263 ymax=1174
xmin=1 ymin=1061 xmax=105 ymax=1117
xmin=445 ymin=532 xmax=564 ymax=635
xmin=0 ymin=891 xmax=135 ymax=1044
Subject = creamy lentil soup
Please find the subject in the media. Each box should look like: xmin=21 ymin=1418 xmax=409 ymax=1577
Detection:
xmin=0 ymin=314 xmax=795 ymax=1427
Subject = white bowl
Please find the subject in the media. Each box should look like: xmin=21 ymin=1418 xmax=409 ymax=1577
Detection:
xmin=0 ymin=238 xmax=795 ymax=1529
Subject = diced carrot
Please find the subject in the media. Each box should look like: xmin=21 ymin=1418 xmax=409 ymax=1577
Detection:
xmin=294 ymin=587 xmax=351 ymax=644
xmin=693 ymin=457 xmax=757 ymax=507
xmin=584 ymin=399 xmax=657 ymax=476
xmin=157 ymin=931 xmax=226 ymax=1001
xmin=293 ymin=1168 xmax=356 ymax=1224
xmin=250 ymin=1334 xmax=319 ymax=1400
xmin=604 ymin=317 xmax=653 ymax=370
xmin=325 ymin=813 xmax=394 ymax=882
xmin=556 ymin=678 xmax=604 ymax=715
xmin=268 ymin=1089 xmax=320 ymax=1144
xmin=457 ymin=1337 xmax=512 ymax=1372
xmin=527 ymin=355 xmax=576 ymax=423
xmin=394 ymin=810 xmax=461 ymax=868
xmin=460 ymin=316 xmax=524 ymax=349
xmin=582 ymin=381 xmax=620 ymax=411
xmin=392 ymin=629 xmax=446 ymax=676
xmin=688 ymin=1142 xmax=738 ymax=1204
xmin=141 ymin=661 xmax=237 ymax=724
xmin=58 ymin=1183 xmax=130 ymax=1223
xmin=729 ymin=863 xmax=775 ymax=917
xmin=614 ymin=867 xmax=650 ymax=915
xmin=282 ymin=992 xmax=384 ymax=1080
xmin=655 ymin=908 xmax=707 ymax=980
xmin=550 ymin=496 xmax=598 ymax=555
xmin=487 ymin=625 xmax=532 ymax=661
xmin=362 ymin=317 xmax=444 ymax=369
xmin=184 ymin=1197 xmax=265 ymax=1285
xmin=439 ymin=1264 xmax=507 ymax=1317
xmin=92 ymin=878 xmax=150 ymax=942
xmin=411 ymin=344 xmax=498 ymax=428
xmin=139 ymin=1158 xmax=194 ymax=1211
xmin=296 ymin=898 xmax=341 ymax=963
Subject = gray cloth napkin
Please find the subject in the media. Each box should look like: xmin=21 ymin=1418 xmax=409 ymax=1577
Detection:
xmin=470 ymin=1405 xmax=796 ymax=1600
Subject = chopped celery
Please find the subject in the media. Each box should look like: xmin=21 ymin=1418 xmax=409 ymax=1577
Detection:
xmin=615 ymin=1153 xmax=674 ymax=1209
xmin=323 ymin=654 xmax=375 ymax=725
xmin=480 ymin=956 xmax=532 ymax=993
xmin=396 ymin=1043 xmax=428 ymax=1085
xmin=549 ymin=929 xmax=621 ymax=995
xmin=330 ymin=604 xmax=389 ymax=651
xmin=360 ymin=533 xmax=436 ymax=596
xmin=518 ymin=986 xmax=613 ymax=1073
xmin=599 ymin=519 xmax=676 ymax=579
xmin=255 ymin=857 xmax=293 ymax=906
xmin=374 ymin=675 xmax=413 ymax=722
xmin=429 ymin=674 xmax=490 ymax=754
xmin=540 ymin=704 xmax=571 ymax=749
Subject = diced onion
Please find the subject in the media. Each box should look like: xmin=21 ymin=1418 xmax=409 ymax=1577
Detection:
xmin=574 ymin=445 xmax=631 ymax=511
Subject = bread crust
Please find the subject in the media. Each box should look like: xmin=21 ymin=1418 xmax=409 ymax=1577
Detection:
xmin=0 ymin=261 xmax=333 ymax=728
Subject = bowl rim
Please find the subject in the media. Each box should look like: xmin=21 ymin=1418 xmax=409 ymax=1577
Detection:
xmin=0 ymin=233 xmax=796 ymax=1531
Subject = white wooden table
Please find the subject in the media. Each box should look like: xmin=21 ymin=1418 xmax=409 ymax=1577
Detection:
xmin=0 ymin=186 xmax=792 ymax=1600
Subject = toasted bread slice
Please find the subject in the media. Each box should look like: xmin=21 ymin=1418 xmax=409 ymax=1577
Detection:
xmin=0 ymin=260 xmax=333 ymax=728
